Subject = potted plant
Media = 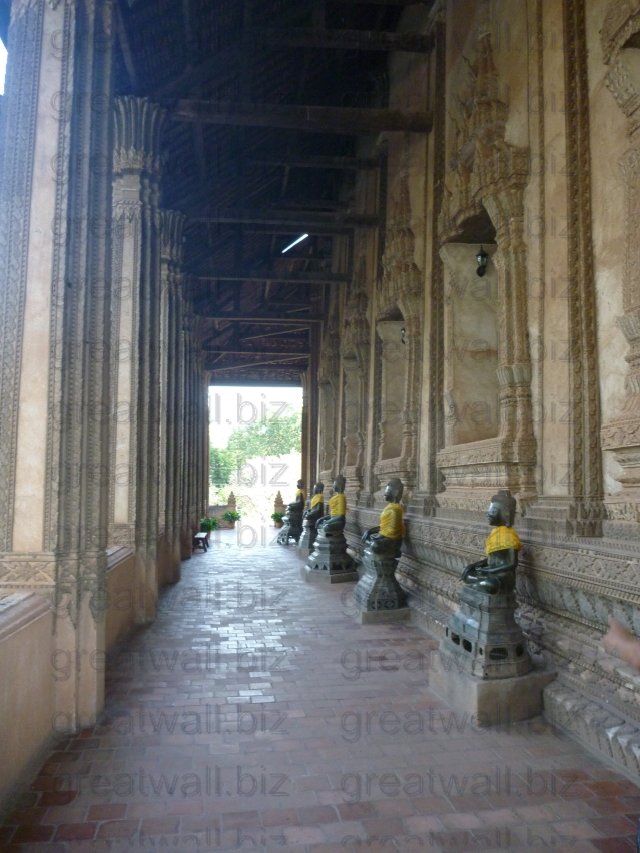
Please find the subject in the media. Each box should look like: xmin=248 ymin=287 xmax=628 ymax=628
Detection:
xmin=200 ymin=516 xmax=218 ymax=540
xmin=222 ymin=509 xmax=241 ymax=529
xmin=271 ymin=511 xmax=284 ymax=528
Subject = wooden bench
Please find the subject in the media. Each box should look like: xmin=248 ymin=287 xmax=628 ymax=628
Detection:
xmin=193 ymin=532 xmax=209 ymax=552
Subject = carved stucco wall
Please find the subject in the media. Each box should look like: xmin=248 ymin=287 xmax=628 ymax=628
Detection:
xmin=330 ymin=0 xmax=640 ymax=780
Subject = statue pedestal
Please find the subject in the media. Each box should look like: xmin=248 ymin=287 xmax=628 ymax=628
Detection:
xmin=352 ymin=548 xmax=409 ymax=623
xmin=430 ymin=586 xmax=555 ymax=725
xmin=444 ymin=587 xmax=532 ymax=679
xmin=277 ymin=508 xmax=303 ymax=545
xmin=296 ymin=520 xmax=316 ymax=557
xmin=304 ymin=526 xmax=358 ymax=583
xmin=429 ymin=651 xmax=555 ymax=727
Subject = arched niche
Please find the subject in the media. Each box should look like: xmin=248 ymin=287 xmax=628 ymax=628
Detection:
xmin=441 ymin=237 xmax=499 ymax=446
xmin=376 ymin=313 xmax=406 ymax=463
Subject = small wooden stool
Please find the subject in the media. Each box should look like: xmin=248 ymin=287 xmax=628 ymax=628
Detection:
xmin=193 ymin=532 xmax=208 ymax=552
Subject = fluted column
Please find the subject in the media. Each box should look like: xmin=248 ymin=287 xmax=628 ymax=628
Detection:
xmin=110 ymin=96 xmax=167 ymax=622
xmin=158 ymin=211 xmax=186 ymax=580
xmin=0 ymin=0 xmax=114 ymax=728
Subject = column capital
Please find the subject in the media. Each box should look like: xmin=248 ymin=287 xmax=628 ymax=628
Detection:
xmin=113 ymin=96 xmax=167 ymax=176
xmin=159 ymin=209 xmax=187 ymax=265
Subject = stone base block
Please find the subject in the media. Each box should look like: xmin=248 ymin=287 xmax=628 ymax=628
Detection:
xmin=356 ymin=607 xmax=410 ymax=624
xmin=301 ymin=565 xmax=359 ymax=583
xmin=430 ymin=647 xmax=556 ymax=727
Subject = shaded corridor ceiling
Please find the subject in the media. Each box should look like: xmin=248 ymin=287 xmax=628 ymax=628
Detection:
xmin=117 ymin=0 xmax=436 ymax=384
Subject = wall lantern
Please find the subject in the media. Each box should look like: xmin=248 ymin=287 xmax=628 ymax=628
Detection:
xmin=476 ymin=246 xmax=489 ymax=277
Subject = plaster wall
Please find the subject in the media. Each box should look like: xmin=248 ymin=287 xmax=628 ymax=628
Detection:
xmin=0 ymin=595 xmax=55 ymax=813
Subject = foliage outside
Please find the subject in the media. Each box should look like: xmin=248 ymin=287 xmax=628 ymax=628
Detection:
xmin=209 ymin=411 xmax=301 ymax=487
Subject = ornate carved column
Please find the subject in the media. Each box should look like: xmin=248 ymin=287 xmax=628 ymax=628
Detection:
xmin=158 ymin=210 xmax=186 ymax=579
xmin=600 ymin=3 xmax=640 ymax=527
xmin=342 ymin=282 xmax=370 ymax=504
xmin=317 ymin=301 xmax=340 ymax=484
xmin=373 ymin=174 xmax=423 ymax=502
xmin=110 ymin=96 xmax=167 ymax=621
xmin=0 ymin=0 xmax=114 ymax=728
xmin=436 ymin=30 xmax=536 ymax=516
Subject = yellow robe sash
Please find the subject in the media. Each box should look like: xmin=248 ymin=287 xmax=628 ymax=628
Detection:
xmin=485 ymin=525 xmax=522 ymax=556
xmin=329 ymin=493 xmax=346 ymax=516
xmin=379 ymin=503 xmax=405 ymax=540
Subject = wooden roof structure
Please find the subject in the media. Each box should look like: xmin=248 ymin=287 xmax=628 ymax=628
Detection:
xmin=4 ymin=0 xmax=436 ymax=385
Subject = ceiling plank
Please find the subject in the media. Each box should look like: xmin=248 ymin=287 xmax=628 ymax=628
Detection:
xmin=190 ymin=208 xmax=378 ymax=228
xmin=332 ymin=0 xmax=432 ymax=5
xmin=203 ymin=348 xmax=311 ymax=356
xmin=249 ymin=27 xmax=433 ymax=53
xmin=250 ymin=155 xmax=379 ymax=171
xmin=208 ymin=356 xmax=308 ymax=370
xmin=193 ymin=270 xmax=349 ymax=284
xmin=173 ymin=100 xmax=432 ymax=134
xmin=200 ymin=314 xmax=324 ymax=324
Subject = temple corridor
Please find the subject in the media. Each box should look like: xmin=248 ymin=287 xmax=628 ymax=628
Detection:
xmin=1 ymin=531 xmax=639 ymax=852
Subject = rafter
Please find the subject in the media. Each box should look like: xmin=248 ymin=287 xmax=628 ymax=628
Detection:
xmin=193 ymin=270 xmax=349 ymax=284
xmin=249 ymin=27 xmax=433 ymax=53
xmin=250 ymin=155 xmax=379 ymax=171
xmin=173 ymin=100 xmax=432 ymax=134
xmin=203 ymin=347 xmax=311 ymax=356
xmin=189 ymin=208 xmax=378 ymax=229
xmin=200 ymin=314 xmax=324 ymax=324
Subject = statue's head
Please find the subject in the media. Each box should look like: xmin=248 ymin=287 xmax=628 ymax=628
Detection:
xmin=297 ymin=479 xmax=304 ymax=489
xmin=333 ymin=475 xmax=346 ymax=493
xmin=314 ymin=482 xmax=324 ymax=494
xmin=487 ymin=490 xmax=516 ymax=527
xmin=384 ymin=478 xmax=404 ymax=503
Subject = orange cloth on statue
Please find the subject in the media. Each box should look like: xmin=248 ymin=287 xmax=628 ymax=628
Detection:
xmin=295 ymin=489 xmax=304 ymax=502
xmin=379 ymin=503 xmax=405 ymax=540
xmin=484 ymin=525 xmax=521 ymax=556
xmin=310 ymin=494 xmax=323 ymax=509
xmin=329 ymin=493 xmax=346 ymax=516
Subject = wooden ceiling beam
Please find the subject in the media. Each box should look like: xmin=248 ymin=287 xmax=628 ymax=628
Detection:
xmin=250 ymin=155 xmax=379 ymax=171
xmin=332 ymin=0 xmax=432 ymax=5
xmin=190 ymin=208 xmax=378 ymax=228
xmin=193 ymin=270 xmax=349 ymax=284
xmin=173 ymin=100 xmax=432 ymax=134
xmin=201 ymin=314 xmax=324 ymax=324
xmin=249 ymin=27 xmax=433 ymax=53
xmin=208 ymin=356 xmax=308 ymax=370
xmin=204 ymin=348 xmax=311 ymax=356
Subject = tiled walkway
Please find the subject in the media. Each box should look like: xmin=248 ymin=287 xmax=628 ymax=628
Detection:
xmin=2 ymin=529 xmax=640 ymax=852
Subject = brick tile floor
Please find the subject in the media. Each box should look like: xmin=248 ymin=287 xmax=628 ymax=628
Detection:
xmin=1 ymin=528 xmax=639 ymax=851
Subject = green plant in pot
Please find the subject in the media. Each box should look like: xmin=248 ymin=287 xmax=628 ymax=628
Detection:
xmin=271 ymin=511 xmax=284 ymax=528
xmin=200 ymin=516 xmax=219 ymax=536
xmin=222 ymin=509 xmax=241 ymax=528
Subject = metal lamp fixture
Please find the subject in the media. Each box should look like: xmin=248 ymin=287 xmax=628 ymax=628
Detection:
xmin=476 ymin=246 xmax=489 ymax=277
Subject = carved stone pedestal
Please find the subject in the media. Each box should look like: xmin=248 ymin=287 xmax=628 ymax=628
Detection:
xmin=444 ymin=587 xmax=532 ymax=679
xmin=430 ymin=587 xmax=555 ymax=726
xmin=352 ymin=549 xmax=409 ymax=623
xmin=297 ymin=519 xmax=317 ymax=556
xmin=430 ymin=652 xmax=555 ymax=727
xmin=304 ymin=527 xmax=358 ymax=583
xmin=277 ymin=508 xmax=303 ymax=546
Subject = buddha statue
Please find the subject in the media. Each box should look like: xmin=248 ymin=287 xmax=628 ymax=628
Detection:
xmin=316 ymin=475 xmax=347 ymax=534
xmin=461 ymin=490 xmax=521 ymax=595
xmin=361 ymin=478 xmax=406 ymax=556
xmin=303 ymin=482 xmax=325 ymax=528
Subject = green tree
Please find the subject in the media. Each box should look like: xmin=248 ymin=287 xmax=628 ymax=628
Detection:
xmin=209 ymin=446 xmax=235 ymax=486
xmin=226 ymin=411 xmax=301 ymax=469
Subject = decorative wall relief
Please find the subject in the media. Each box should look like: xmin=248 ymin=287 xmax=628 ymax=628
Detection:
xmin=437 ymin=29 xmax=536 ymax=515
xmin=342 ymin=257 xmax=370 ymax=502
xmin=374 ymin=175 xmax=423 ymax=499
xmin=601 ymin=0 xmax=640 ymax=526
xmin=317 ymin=296 xmax=340 ymax=479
